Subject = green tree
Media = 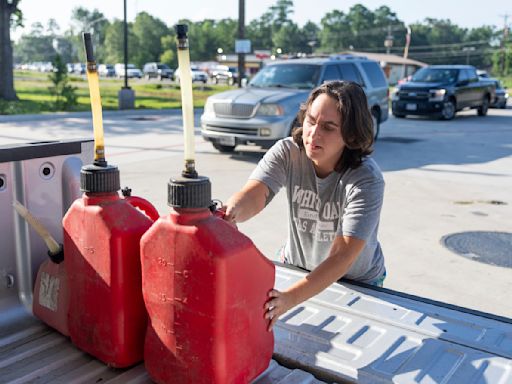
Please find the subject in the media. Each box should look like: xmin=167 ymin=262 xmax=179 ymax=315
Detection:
xmin=186 ymin=19 xmax=219 ymax=61
xmin=71 ymin=7 xmax=109 ymax=62
xmin=319 ymin=10 xmax=353 ymax=52
xmin=247 ymin=15 xmax=273 ymax=50
xmin=407 ymin=19 xmax=468 ymax=64
xmin=48 ymin=54 xmax=77 ymax=110
xmin=103 ymin=19 xmax=139 ymax=67
xmin=272 ymin=22 xmax=302 ymax=54
xmin=0 ymin=0 xmax=21 ymax=101
xmin=132 ymin=12 xmax=169 ymax=66
xmin=247 ymin=0 xmax=294 ymax=52
xmin=214 ymin=19 xmax=238 ymax=54
xmin=463 ymin=26 xmax=498 ymax=69
xmin=160 ymin=35 xmax=177 ymax=68
xmin=346 ymin=4 xmax=375 ymax=48
xmin=14 ymin=22 xmax=57 ymax=63
xmin=300 ymin=21 xmax=320 ymax=53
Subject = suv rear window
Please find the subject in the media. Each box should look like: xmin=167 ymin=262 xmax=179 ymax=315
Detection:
xmin=338 ymin=63 xmax=364 ymax=85
xmin=360 ymin=62 xmax=387 ymax=88
xmin=249 ymin=64 xmax=321 ymax=89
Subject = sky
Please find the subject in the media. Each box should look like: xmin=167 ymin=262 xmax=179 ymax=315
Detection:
xmin=11 ymin=0 xmax=511 ymax=41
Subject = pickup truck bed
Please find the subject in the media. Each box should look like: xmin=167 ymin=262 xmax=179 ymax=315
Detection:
xmin=2 ymin=265 xmax=512 ymax=383
xmin=1 ymin=140 xmax=511 ymax=383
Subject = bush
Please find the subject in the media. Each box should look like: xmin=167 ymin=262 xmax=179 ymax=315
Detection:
xmin=48 ymin=55 xmax=78 ymax=111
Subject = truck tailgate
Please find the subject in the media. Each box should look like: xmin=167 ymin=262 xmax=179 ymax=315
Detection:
xmin=1 ymin=264 xmax=511 ymax=383
xmin=274 ymin=265 xmax=512 ymax=383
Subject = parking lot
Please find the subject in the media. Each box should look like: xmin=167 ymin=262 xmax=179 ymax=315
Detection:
xmin=1 ymin=105 xmax=511 ymax=318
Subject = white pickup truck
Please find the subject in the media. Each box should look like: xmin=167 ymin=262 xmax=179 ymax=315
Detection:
xmin=1 ymin=140 xmax=511 ymax=383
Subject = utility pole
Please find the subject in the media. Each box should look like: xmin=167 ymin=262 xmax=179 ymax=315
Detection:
xmin=499 ymin=14 xmax=510 ymax=75
xmin=401 ymin=26 xmax=411 ymax=79
xmin=237 ymin=0 xmax=245 ymax=88
xmin=384 ymin=25 xmax=394 ymax=55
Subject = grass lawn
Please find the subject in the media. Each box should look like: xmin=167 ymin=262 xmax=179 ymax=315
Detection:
xmin=0 ymin=70 xmax=233 ymax=115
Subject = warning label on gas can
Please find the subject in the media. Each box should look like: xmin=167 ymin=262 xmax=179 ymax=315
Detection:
xmin=38 ymin=272 xmax=60 ymax=311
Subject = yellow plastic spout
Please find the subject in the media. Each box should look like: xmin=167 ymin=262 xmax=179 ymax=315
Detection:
xmin=83 ymin=33 xmax=106 ymax=164
xmin=13 ymin=200 xmax=61 ymax=255
xmin=176 ymin=24 xmax=197 ymax=178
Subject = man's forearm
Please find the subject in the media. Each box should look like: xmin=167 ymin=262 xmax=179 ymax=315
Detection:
xmin=225 ymin=180 xmax=269 ymax=223
xmin=284 ymin=236 xmax=365 ymax=306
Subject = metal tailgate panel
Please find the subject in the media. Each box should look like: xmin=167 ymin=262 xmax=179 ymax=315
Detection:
xmin=273 ymin=266 xmax=512 ymax=383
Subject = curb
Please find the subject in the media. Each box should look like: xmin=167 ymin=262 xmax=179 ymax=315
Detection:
xmin=0 ymin=108 xmax=187 ymax=123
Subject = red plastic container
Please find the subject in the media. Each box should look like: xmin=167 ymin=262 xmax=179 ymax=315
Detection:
xmin=33 ymin=259 xmax=69 ymax=336
xmin=63 ymin=191 xmax=156 ymax=368
xmin=140 ymin=208 xmax=275 ymax=384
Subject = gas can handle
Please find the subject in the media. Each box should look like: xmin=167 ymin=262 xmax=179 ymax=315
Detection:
xmin=125 ymin=195 xmax=160 ymax=222
xmin=209 ymin=199 xmax=225 ymax=219
xmin=122 ymin=187 xmax=160 ymax=222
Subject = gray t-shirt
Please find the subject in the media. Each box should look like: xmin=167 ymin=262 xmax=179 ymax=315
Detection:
xmin=250 ymin=137 xmax=385 ymax=283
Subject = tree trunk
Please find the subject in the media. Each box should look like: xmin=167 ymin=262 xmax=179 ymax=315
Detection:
xmin=0 ymin=0 xmax=19 ymax=101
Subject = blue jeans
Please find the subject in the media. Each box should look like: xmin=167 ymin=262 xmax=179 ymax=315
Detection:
xmin=367 ymin=269 xmax=386 ymax=287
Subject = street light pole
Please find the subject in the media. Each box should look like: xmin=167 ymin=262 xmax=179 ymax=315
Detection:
xmin=237 ymin=0 xmax=245 ymax=87
xmin=118 ymin=0 xmax=135 ymax=109
xmin=123 ymin=0 xmax=128 ymax=89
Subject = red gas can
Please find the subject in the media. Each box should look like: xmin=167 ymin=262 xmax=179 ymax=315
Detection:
xmin=140 ymin=176 xmax=275 ymax=384
xmin=63 ymin=163 xmax=158 ymax=368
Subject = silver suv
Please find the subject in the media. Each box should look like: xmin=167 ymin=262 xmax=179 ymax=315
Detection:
xmin=201 ymin=55 xmax=389 ymax=153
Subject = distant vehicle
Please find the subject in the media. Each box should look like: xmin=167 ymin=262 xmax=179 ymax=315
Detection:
xmin=98 ymin=64 xmax=115 ymax=77
xmin=143 ymin=62 xmax=173 ymax=80
xmin=392 ymin=65 xmax=496 ymax=120
xmin=114 ymin=63 xmax=142 ymax=79
xmin=73 ymin=63 xmax=86 ymax=75
xmin=210 ymin=65 xmax=238 ymax=85
xmin=39 ymin=62 xmax=54 ymax=72
xmin=174 ymin=66 xmax=208 ymax=84
xmin=485 ymin=78 xmax=508 ymax=108
xmin=477 ymin=69 xmax=489 ymax=78
xmin=201 ymin=55 xmax=389 ymax=153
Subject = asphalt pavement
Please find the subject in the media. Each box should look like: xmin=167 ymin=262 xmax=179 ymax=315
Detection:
xmin=1 ymin=105 xmax=511 ymax=318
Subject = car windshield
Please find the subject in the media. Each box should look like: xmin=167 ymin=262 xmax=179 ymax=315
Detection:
xmin=157 ymin=64 xmax=169 ymax=69
xmin=249 ymin=64 xmax=320 ymax=89
xmin=411 ymin=68 xmax=459 ymax=83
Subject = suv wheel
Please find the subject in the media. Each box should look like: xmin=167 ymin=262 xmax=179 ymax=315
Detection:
xmin=371 ymin=109 xmax=380 ymax=141
xmin=212 ymin=142 xmax=236 ymax=153
xmin=477 ymin=95 xmax=489 ymax=116
xmin=441 ymin=99 xmax=456 ymax=120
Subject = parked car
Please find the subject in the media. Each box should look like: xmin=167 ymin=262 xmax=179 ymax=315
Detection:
xmin=73 ymin=63 xmax=86 ymax=75
xmin=210 ymin=65 xmax=238 ymax=85
xmin=143 ymin=62 xmax=173 ymax=80
xmin=201 ymin=55 xmax=389 ymax=153
xmin=391 ymin=65 xmax=496 ymax=120
xmin=487 ymin=78 xmax=509 ymax=108
xmin=114 ymin=63 xmax=142 ymax=79
xmin=98 ymin=64 xmax=115 ymax=77
xmin=175 ymin=66 xmax=208 ymax=84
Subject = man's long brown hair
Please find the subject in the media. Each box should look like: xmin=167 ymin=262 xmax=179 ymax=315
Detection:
xmin=292 ymin=81 xmax=374 ymax=173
